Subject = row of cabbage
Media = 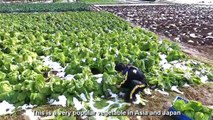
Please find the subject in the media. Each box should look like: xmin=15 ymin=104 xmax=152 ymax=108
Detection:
xmin=0 ymin=12 xmax=212 ymax=110
xmin=0 ymin=3 xmax=89 ymax=13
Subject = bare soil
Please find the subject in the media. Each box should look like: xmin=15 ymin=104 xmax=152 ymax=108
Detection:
xmin=180 ymin=43 xmax=213 ymax=65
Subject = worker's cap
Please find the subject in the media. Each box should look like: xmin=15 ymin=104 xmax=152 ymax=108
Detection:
xmin=115 ymin=63 xmax=126 ymax=72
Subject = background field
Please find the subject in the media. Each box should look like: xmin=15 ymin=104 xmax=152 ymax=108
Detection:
xmin=0 ymin=2 xmax=213 ymax=120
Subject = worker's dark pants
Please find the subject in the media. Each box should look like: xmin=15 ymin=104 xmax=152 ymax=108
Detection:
xmin=123 ymin=80 xmax=147 ymax=102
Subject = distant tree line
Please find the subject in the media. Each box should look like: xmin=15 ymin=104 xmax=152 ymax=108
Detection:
xmin=1 ymin=0 xmax=50 ymax=3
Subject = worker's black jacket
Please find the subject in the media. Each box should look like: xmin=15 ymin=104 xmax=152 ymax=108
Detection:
xmin=118 ymin=65 xmax=147 ymax=101
xmin=120 ymin=66 xmax=147 ymax=88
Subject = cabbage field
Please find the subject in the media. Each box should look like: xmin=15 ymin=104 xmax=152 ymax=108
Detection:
xmin=0 ymin=3 xmax=89 ymax=13
xmin=0 ymin=3 xmax=213 ymax=120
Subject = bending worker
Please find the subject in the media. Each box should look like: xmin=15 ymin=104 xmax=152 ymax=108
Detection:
xmin=115 ymin=63 xmax=148 ymax=102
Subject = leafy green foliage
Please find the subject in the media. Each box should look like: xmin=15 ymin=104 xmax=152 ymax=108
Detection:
xmin=173 ymin=100 xmax=213 ymax=120
xmin=94 ymin=99 xmax=109 ymax=109
xmin=0 ymin=3 xmax=89 ymax=13
xmin=173 ymin=99 xmax=186 ymax=111
xmin=207 ymin=72 xmax=213 ymax=81
xmin=0 ymin=81 xmax=12 ymax=93
xmin=54 ymin=116 xmax=76 ymax=120
xmin=30 ymin=93 xmax=46 ymax=105
xmin=0 ymin=71 xmax=6 ymax=80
